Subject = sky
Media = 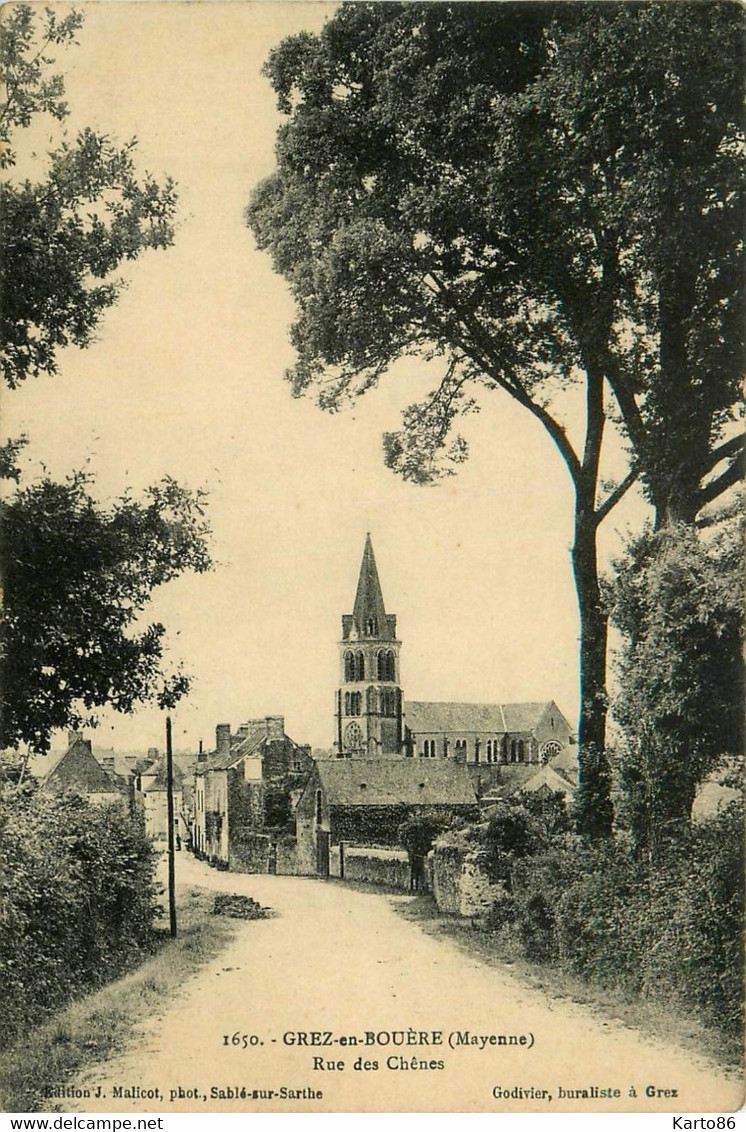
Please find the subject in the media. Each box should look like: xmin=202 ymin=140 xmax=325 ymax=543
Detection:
xmin=5 ymin=1 xmax=650 ymax=755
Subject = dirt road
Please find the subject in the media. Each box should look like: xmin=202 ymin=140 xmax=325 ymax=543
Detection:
xmin=62 ymin=854 xmax=741 ymax=1114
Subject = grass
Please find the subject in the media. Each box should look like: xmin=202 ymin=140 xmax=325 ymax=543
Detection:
xmin=0 ymin=887 xmax=237 ymax=1113
xmin=393 ymin=892 xmax=744 ymax=1077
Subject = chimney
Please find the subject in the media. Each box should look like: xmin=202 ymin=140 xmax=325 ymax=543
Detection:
xmin=101 ymin=756 xmax=116 ymax=772
xmin=265 ymin=716 xmax=284 ymax=741
xmin=216 ymin=723 xmax=231 ymax=756
xmin=67 ymin=729 xmax=81 ymax=748
xmin=197 ymin=739 xmax=207 ymax=764
xmin=147 ymin=747 xmax=159 ymax=761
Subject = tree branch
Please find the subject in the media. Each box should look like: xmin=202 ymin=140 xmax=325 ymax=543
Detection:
xmin=696 ymin=450 xmax=745 ymax=512
xmin=425 ymin=272 xmax=582 ymax=483
xmin=700 ymin=431 xmax=745 ymax=474
xmin=595 ymin=466 xmax=639 ymax=525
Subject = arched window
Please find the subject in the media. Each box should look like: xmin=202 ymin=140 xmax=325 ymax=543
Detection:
xmin=510 ymin=740 xmax=517 ymax=763
xmin=353 ymin=692 xmax=362 ymax=716
xmin=355 ymin=651 xmax=365 ymax=681
xmin=365 ymin=616 xmax=378 ymax=637
xmin=386 ymin=651 xmax=396 ymax=681
xmin=344 ymin=651 xmax=355 ymax=682
xmin=344 ymin=692 xmax=351 ymax=714
xmin=518 ymin=739 xmax=525 ymax=763
xmin=486 ymin=739 xmax=493 ymax=763
xmin=316 ymin=790 xmax=323 ymax=824
xmin=377 ymin=650 xmax=386 ymax=680
xmin=501 ymin=736 xmax=508 ymax=763
xmin=541 ymin=740 xmax=563 ymax=764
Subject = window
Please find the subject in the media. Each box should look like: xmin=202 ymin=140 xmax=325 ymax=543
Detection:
xmin=510 ymin=740 xmax=517 ymax=763
xmin=422 ymin=739 xmax=436 ymax=758
xmin=541 ymin=740 xmax=563 ymax=764
xmin=486 ymin=739 xmax=493 ymax=763
xmin=377 ymin=650 xmax=386 ymax=680
xmin=344 ymin=651 xmax=355 ymax=682
xmin=355 ymin=651 xmax=365 ymax=681
xmin=344 ymin=692 xmax=351 ymax=714
xmin=518 ymin=739 xmax=525 ymax=763
xmin=386 ymin=650 xmax=395 ymax=681
xmin=365 ymin=617 xmax=378 ymax=636
xmin=316 ymin=790 xmax=323 ymax=823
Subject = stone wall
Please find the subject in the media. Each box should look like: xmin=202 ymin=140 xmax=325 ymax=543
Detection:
xmin=229 ymin=829 xmax=270 ymax=873
xmin=431 ymin=840 xmax=497 ymax=918
xmin=343 ymin=846 xmax=411 ymax=890
xmin=230 ymin=829 xmax=300 ymax=875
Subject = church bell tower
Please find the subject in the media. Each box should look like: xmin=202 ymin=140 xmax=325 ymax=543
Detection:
xmin=335 ymin=534 xmax=403 ymax=758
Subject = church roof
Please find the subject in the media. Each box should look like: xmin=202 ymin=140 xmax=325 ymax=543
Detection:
xmin=404 ymin=700 xmax=567 ymax=735
xmin=343 ymin=534 xmax=397 ymax=641
xmin=311 ymin=758 xmax=477 ymax=807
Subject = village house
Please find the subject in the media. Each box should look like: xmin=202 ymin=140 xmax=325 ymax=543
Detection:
xmin=136 ymin=751 xmax=189 ymax=845
xmin=30 ymin=731 xmax=131 ymax=808
xmin=192 ymin=716 xmax=312 ymax=867
xmin=295 ymin=757 xmax=479 ymax=876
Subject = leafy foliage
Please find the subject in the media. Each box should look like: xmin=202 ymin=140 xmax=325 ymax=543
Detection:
xmin=0 ymin=5 xmax=178 ymax=386
xmin=0 ymin=473 xmax=212 ymax=753
xmin=397 ymin=812 xmax=449 ymax=859
xmin=478 ymin=800 xmax=744 ymax=1046
xmin=0 ymin=784 xmax=157 ymax=1048
xmin=608 ymin=510 xmax=744 ymax=849
xmin=248 ymin=1 xmax=743 ymax=517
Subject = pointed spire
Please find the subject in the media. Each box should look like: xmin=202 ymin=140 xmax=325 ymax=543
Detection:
xmin=350 ymin=534 xmax=392 ymax=640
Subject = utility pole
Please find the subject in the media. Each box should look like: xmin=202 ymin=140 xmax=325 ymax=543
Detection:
xmin=166 ymin=715 xmax=177 ymax=938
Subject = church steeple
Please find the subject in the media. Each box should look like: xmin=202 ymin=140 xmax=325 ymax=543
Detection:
xmin=335 ymin=535 xmax=403 ymax=758
xmin=343 ymin=534 xmax=397 ymax=643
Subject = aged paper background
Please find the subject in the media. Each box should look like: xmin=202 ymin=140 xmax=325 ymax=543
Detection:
xmin=3 ymin=0 xmax=743 ymax=1116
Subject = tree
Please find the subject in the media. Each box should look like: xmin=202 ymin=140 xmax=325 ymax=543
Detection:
xmin=247 ymin=2 xmax=743 ymax=839
xmin=0 ymin=5 xmax=178 ymax=387
xmin=608 ymin=507 xmax=744 ymax=853
xmin=0 ymin=471 xmax=212 ymax=753
xmin=0 ymin=7 xmax=208 ymax=754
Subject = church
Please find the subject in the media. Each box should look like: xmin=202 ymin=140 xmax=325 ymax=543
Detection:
xmin=296 ymin=535 xmax=576 ymax=874
xmin=332 ymin=534 xmax=576 ymax=793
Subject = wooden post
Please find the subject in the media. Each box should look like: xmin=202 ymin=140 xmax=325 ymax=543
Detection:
xmin=166 ymin=716 xmax=177 ymax=938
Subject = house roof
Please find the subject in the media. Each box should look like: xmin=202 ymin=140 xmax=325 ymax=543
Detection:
xmin=404 ymin=700 xmax=567 ymax=736
xmin=41 ymin=737 xmax=127 ymax=795
xmin=519 ymin=765 xmax=576 ymax=798
xmin=140 ymin=758 xmax=186 ymax=792
xmin=195 ymin=721 xmax=301 ymax=775
xmin=311 ymin=758 xmax=477 ymax=807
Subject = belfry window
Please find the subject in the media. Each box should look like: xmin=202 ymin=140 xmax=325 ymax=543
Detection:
xmin=355 ymin=651 xmax=365 ymax=681
xmin=344 ymin=651 xmax=355 ymax=682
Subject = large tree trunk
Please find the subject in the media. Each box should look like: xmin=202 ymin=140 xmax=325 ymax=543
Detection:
xmin=571 ymin=502 xmax=613 ymax=841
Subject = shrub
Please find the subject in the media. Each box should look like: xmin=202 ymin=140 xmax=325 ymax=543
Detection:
xmin=484 ymin=803 xmax=743 ymax=1046
xmin=0 ymin=785 xmax=157 ymax=1047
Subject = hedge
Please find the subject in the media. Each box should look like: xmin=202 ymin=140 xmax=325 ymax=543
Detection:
xmin=0 ymin=785 xmax=157 ymax=1047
